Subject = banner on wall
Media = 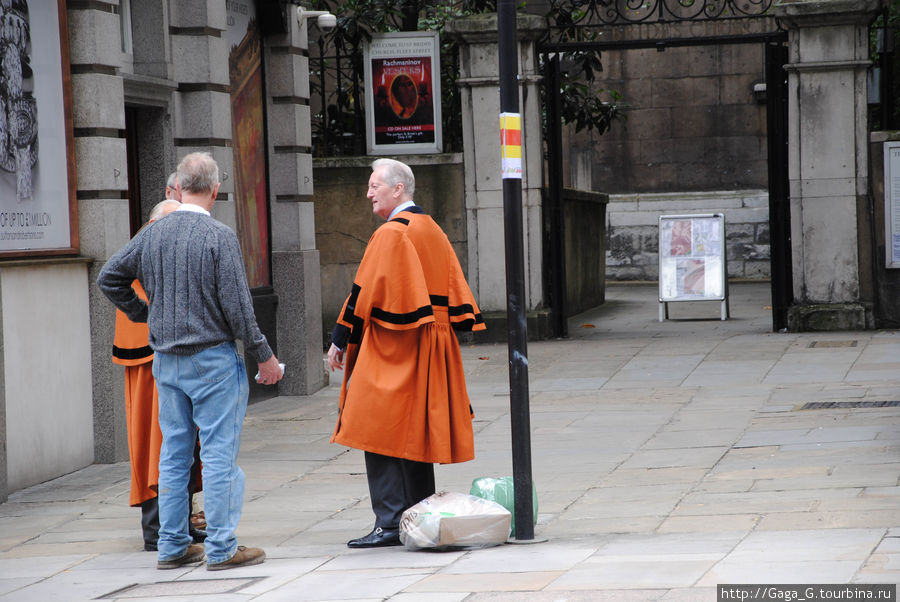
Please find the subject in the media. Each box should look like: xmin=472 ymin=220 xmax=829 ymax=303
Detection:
xmin=0 ymin=0 xmax=77 ymax=256
xmin=226 ymin=0 xmax=271 ymax=288
xmin=363 ymin=32 xmax=442 ymax=155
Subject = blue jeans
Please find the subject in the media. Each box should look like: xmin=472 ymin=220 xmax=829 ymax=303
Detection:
xmin=153 ymin=342 xmax=249 ymax=564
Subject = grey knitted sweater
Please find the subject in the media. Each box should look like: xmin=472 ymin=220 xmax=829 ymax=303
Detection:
xmin=97 ymin=210 xmax=273 ymax=363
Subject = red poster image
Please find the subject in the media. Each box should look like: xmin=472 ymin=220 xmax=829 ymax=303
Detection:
xmin=371 ymin=56 xmax=435 ymax=145
xmin=680 ymin=259 xmax=706 ymax=295
xmin=669 ymin=220 xmax=692 ymax=256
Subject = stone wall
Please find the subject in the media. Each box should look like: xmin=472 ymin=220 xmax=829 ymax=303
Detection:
xmin=606 ymin=190 xmax=770 ymax=281
xmin=565 ymin=19 xmax=775 ymax=195
xmin=563 ymin=189 xmax=608 ymax=316
xmin=1 ymin=259 xmax=95 ymax=492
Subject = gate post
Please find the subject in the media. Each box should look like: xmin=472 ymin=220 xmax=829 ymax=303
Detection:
xmin=446 ymin=14 xmax=546 ymax=319
xmin=265 ymin=9 xmax=325 ymax=395
xmin=776 ymin=0 xmax=881 ymax=330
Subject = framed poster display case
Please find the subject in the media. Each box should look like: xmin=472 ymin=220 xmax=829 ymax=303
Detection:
xmin=363 ymin=32 xmax=442 ymax=155
xmin=0 ymin=0 xmax=78 ymax=257
xmin=658 ymin=213 xmax=729 ymax=321
xmin=884 ymin=142 xmax=900 ymax=269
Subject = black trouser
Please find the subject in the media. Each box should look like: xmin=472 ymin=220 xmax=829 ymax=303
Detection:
xmin=364 ymin=451 xmax=435 ymax=529
xmin=140 ymin=496 xmax=160 ymax=547
xmin=140 ymin=432 xmax=202 ymax=546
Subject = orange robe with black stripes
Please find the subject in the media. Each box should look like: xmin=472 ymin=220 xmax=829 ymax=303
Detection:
xmin=331 ymin=208 xmax=485 ymax=464
xmin=112 ymin=281 xmax=162 ymax=507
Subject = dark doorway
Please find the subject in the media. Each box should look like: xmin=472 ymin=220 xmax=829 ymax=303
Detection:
xmin=124 ymin=105 xmax=170 ymax=231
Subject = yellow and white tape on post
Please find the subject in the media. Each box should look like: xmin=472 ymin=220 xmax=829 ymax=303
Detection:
xmin=499 ymin=112 xmax=522 ymax=180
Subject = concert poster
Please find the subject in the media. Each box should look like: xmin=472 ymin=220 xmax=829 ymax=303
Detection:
xmin=364 ymin=32 xmax=442 ymax=155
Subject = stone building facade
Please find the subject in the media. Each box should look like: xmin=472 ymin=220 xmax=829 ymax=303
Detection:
xmin=0 ymin=0 xmax=323 ymax=502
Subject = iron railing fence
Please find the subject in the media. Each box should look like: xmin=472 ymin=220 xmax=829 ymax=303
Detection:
xmin=309 ymin=35 xmax=366 ymax=157
xmin=546 ymin=0 xmax=777 ymax=32
xmin=306 ymin=0 xmax=787 ymax=157
xmin=306 ymin=1 xmax=482 ymax=158
xmin=308 ymin=35 xmax=465 ymax=157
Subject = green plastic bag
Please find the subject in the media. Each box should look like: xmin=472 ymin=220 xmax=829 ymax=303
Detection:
xmin=469 ymin=476 xmax=537 ymax=538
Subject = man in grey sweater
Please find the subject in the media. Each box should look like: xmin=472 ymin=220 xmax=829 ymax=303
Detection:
xmin=98 ymin=152 xmax=283 ymax=571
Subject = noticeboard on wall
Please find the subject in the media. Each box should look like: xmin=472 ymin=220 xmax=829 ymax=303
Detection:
xmin=658 ymin=213 xmax=727 ymax=304
xmin=0 ymin=0 xmax=78 ymax=257
xmin=884 ymin=142 xmax=900 ymax=268
xmin=363 ymin=32 xmax=442 ymax=155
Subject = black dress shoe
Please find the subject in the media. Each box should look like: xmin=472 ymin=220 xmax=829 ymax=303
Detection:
xmin=190 ymin=527 xmax=207 ymax=543
xmin=347 ymin=527 xmax=402 ymax=548
xmin=144 ymin=542 xmax=158 ymax=552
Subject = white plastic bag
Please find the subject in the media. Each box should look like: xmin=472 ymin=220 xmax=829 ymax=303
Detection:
xmin=399 ymin=491 xmax=511 ymax=550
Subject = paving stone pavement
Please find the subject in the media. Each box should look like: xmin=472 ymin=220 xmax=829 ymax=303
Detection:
xmin=1 ymin=282 xmax=899 ymax=601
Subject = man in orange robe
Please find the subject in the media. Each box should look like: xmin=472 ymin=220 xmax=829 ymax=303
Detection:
xmin=113 ymin=199 xmax=205 ymax=551
xmin=327 ymin=158 xmax=485 ymax=548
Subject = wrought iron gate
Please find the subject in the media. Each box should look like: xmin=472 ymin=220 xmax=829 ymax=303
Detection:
xmin=539 ymin=0 xmax=791 ymax=335
xmin=765 ymin=41 xmax=791 ymax=332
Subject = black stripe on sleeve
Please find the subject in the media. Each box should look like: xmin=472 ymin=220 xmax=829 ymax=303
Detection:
xmin=371 ymin=304 xmax=434 ymax=325
xmin=342 ymin=284 xmax=365 ymax=344
xmin=448 ymin=303 xmax=475 ymax=317
xmin=451 ymin=313 xmax=484 ymax=331
xmin=112 ymin=344 xmax=154 ymax=361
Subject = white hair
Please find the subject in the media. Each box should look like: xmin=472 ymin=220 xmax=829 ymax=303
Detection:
xmin=149 ymin=199 xmax=181 ymax=222
xmin=371 ymin=158 xmax=415 ymax=199
xmin=176 ymin=152 xmax=220 ymax=194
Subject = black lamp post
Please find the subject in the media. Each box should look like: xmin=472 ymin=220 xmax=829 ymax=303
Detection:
xmin=498 ymin=0 xmax=535 ymax=541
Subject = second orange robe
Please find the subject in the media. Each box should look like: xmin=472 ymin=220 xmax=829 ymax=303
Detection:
xmin=112 ymin=281 xmax=162 ymax=507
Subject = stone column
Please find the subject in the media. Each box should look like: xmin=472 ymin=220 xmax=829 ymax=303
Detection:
xmin=777 ymin=0 xmax=881 ymax=330
xmin=69 ymin=2 xmax=129 ymax=463
xmin=169 ymin=4 xmax=234 ymax=225
xmin=264 ymin=6 xmax=324 ymax=395
xmin=446 ymin=14 xmax=547 ymax=321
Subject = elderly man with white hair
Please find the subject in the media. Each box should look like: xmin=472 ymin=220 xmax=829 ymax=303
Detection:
xmin=99 ymin=152 xmax=282 ymax=570
xmin=327 ymin=158 xmax=485 ymax=548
